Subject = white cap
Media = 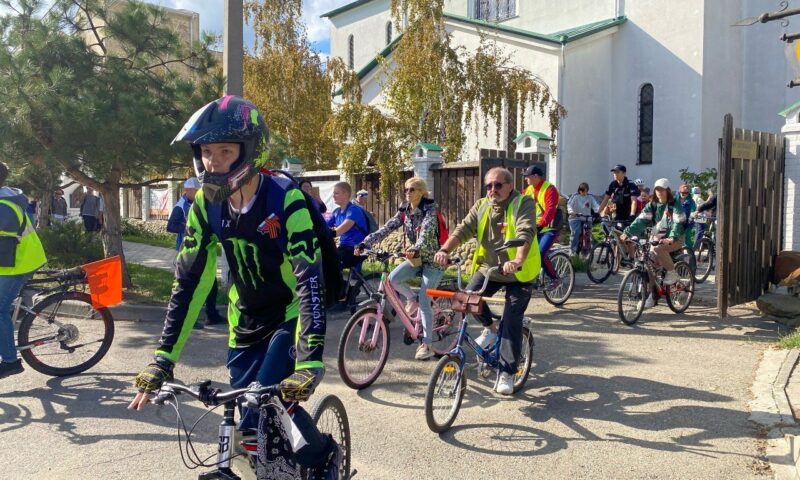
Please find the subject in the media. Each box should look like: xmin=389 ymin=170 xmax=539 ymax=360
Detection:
xmin=184 ymin=177 xmax=201 ymax=189
xmin=356 ymin=190 xmax=368 ymax=197
xmin=654 ymin=178 xmax=671 ymax=190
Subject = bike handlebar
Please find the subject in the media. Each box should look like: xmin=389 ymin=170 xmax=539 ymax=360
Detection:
xmin=152 ymin=381 xmax=282 ymax=408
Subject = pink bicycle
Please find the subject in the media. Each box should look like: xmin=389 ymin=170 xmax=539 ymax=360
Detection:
xmin=337 ymin=250 xmax=460 ymax=390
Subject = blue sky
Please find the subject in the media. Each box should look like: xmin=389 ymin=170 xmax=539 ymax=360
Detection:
xmin=149 ymin=0 xmax=352 ymax=58
xmin=0 ymin=0 xmax=351 ymax=57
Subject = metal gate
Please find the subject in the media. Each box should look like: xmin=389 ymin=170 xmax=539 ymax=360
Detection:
xmin=717 ymin=114 xmax=785 ymax=317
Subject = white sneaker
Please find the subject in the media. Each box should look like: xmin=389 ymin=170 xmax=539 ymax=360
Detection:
xmin=663 ymin=270 xmax=679 ymax=285
xmin=644 ymin=293 xmax=655 ymax=308
xmin=415 ymin=343 xmax=434 ymax=360
xmin=496 ymin=372 xmax=514 ymax=395
xmin=475 ymin=328 xmax=497 ymax=349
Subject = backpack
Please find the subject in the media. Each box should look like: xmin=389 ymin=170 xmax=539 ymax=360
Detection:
xmin=347 ymin=203 xmax=377 ymax=236
xmin=192 ymin=172 xmax=342 ymax=308
xmin=533 ymin=192 xmax=566 ymax=231
xmin=399 ymin=199 xmax=449 ymax=246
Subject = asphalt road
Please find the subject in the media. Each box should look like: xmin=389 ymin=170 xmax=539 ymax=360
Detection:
xmin=0 ymin=279 xmax=782 ymax=480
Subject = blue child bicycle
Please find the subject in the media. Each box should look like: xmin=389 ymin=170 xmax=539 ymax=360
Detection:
xmin=423 ymin=240 xmax=535 ymax=433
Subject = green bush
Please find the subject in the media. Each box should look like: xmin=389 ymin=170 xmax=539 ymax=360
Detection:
xmin=122 ymin=218 xmax=175 ymax=248
xmin=38 ymin=220 xmax=103 ymax=268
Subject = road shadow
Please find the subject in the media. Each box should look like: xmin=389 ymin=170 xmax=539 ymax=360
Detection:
xmin=0 ymin=372 xmax=222 ymax=445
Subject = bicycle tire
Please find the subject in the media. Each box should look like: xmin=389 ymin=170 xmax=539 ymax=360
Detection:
xmin=17 ymin=291 xmax=114 ymax=376
xmin=587 ymin=242 xmax=614 ymax=284
xmin=542 ymin=252 xmax=575 ymax=306
xmin=350 ymin=271 xmax=382 ymax=313
xmin=306 ymin=394 xmax=352 ymax=480
xmin=424 ymin=354 xmax=466 ymax=433
xmin=665 ymin=261 xmax=695 ymax=314
xmin=513 ymin=324 xmax=535 ymax=393
xmin=617 ymin=269 xmax=647 ymax=325
xmin=694 ymin=238 xmax=713 ymax=283
xmin=337 ymin=307 xmax=390 ymax=390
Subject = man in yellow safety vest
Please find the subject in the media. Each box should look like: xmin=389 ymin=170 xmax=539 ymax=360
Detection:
xmin=523 ymin=166 xmax=561 ymax=288
xmin=0 ymin=162 xmax=47 ymax=379
xmin=434 ymin=167 xmax=539 ymax=395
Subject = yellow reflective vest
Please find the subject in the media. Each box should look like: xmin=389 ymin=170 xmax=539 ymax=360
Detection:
xmin=524 ymin=180 xmax=558 ymax=233
xmin=0 ymin=199 xmax=46 ymax=275
xmin=471 ymin=196 xmax=541 ymax=283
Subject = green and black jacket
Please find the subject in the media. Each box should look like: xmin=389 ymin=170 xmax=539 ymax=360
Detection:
xmin=155 ymin=174 xmax=325 ymax=371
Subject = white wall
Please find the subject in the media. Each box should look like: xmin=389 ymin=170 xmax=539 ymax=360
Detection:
xmin=328 ymin=0 xmax=393 ymax=72
xmin=560 ymin=33 xmax=616 ymax=193
xmin=444 ymin=0 xmax=614 ymax=34
xmin=700 ymin=0 xmax=744 ymax=173
xmin=608 ymin=0 xmax=705 ymax=189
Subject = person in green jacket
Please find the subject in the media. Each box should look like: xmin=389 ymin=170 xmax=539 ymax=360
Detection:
xmin=620 ymin=178 xmax=687 ymax=308
xmin=0 ymin=162 xmax=47 ymax=379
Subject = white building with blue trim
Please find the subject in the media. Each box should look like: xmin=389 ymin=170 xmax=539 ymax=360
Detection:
xmin=323 ymin=0 xmax=800 ymax=191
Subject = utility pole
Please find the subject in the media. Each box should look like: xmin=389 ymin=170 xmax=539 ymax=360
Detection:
xmin=223 ymin=0 xmax=244 ymax=96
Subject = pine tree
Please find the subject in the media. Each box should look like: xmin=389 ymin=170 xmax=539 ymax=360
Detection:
xmin=0 ymin=0 xmax=222 ymax=285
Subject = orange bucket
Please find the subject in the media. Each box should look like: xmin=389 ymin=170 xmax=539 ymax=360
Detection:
xmin=82 ymin=256 xmax=123 ymax=308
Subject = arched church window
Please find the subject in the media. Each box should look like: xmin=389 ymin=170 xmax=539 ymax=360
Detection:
xmin=638 ymin=83 xmax=654 ymax=165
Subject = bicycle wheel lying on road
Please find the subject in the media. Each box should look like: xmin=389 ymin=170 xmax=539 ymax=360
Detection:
xmin=17 ymin=291 xmax=114 ymax=376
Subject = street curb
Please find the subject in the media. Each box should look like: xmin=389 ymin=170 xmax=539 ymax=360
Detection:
xmin=750 ymin=349 xmax=800 ymax=480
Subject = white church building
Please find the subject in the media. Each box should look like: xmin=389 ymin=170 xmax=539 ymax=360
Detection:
xmin=323 ymin=0 xmax=800 ymax=191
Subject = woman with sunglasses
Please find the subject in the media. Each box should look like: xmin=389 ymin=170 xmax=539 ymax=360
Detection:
xmin=357 ymin=177 xmax=444 ymax=360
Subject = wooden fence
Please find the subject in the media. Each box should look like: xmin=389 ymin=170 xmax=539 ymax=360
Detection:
xmin=717 ymin=113 xmax=785 ymax=317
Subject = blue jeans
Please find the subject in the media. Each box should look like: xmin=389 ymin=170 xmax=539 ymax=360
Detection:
xmin=387 ymin=261 xmax=444 ymax=344
xmin=0 ymin=273 xmax=31 ymax=362
xmin=465 ymin=271 xmax=533 ymax=375
xmin=538 ymin=230 xmax=558 ymax=279
xmin=226 ymin=318 xmax=332 ymax=468
xmin=568 ymin=218 xmax=583 ymax=254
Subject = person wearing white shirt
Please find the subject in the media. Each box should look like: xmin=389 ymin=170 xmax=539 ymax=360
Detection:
xmin=567 ymin=182 xmax=600 ymax=255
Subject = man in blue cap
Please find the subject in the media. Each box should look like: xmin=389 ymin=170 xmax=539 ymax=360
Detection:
xmin=166 ymin=177 xmax=225 ymax=328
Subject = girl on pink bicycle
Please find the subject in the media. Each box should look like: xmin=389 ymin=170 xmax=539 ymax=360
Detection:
xmin=357 ymin=177 xmax=443 ymax=361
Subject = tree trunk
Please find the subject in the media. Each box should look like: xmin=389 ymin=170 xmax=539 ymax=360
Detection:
xmin=38 ymin=193 xmax=52 ymax=229
xmin=98 ymin=184 xmax=133 ymax=288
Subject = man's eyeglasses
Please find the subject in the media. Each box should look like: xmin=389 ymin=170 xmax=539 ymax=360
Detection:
xmin=485 ymin=182 xmax=507 ymax=191
xmin=680 ymin=191 xmax=689 ymax=195
xmin=403 ymin=187 xmax=416 ymax=193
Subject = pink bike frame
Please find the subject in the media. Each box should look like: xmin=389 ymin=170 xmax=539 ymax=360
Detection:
xmin=357 ymin=271 xmax=436 ymax=348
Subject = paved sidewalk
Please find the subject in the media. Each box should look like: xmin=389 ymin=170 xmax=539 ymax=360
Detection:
xmin=121 ymin=241 xmax=175 ymax=270
xmin=122 ymin=240 xmax=228 ymax=277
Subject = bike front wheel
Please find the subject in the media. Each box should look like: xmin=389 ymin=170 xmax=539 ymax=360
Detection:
xmin=617 ymin=269 xmax=647 ymax=325
xmin=694 ymin=238 xmax=714 ymax=283
xmin=587 ymin=242 xmax=614 ymax=284
xmin=424 ymin=354 xmax=466 ymax=433
xmin=542 ymin=251 xmax=575 ymax=306
xmin=306 ymin=394 xmax=352 ymax=480
xmin=17 ymin=291 xmax=114 ymax=376
xmin=666 ymin=261 xmax=695 ymax=313
xmin=337 ymin=307 xmax=390 ymax=390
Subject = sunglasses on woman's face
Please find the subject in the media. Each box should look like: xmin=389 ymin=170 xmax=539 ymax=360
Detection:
xmin=485 ymin=182 xmax=507 ymax=191
xmin=404 ymin=187 xmax=416 ymax=193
